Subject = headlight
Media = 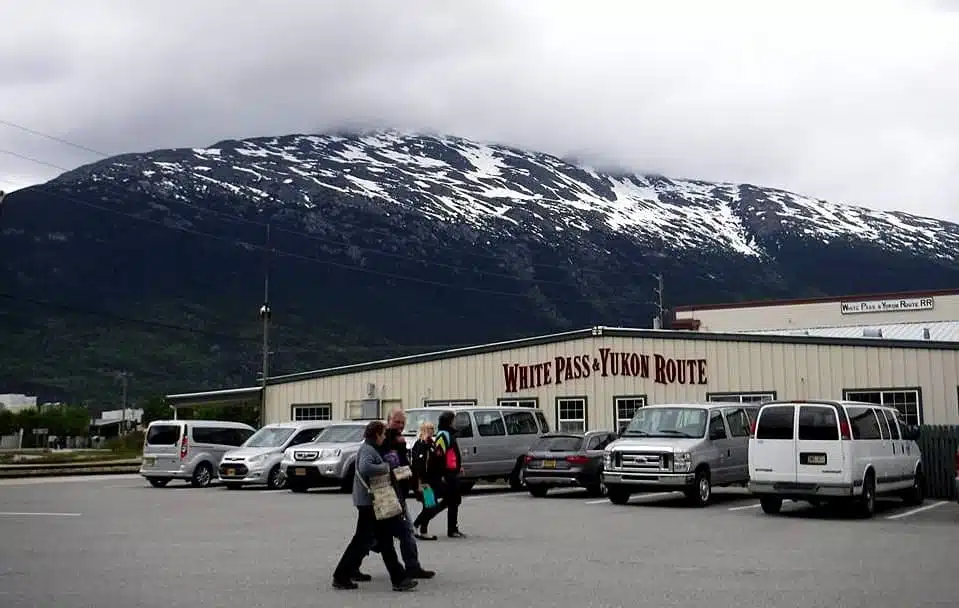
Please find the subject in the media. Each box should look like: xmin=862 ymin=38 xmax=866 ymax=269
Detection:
xmin=248 ymin=454 xmax=268 ymax=465
xmin=603 ymin=451 xmax=612 ymax=466
xmin=319 ymin=448 xmax=342 ymax=459
xmin=673 ymin=452 xmax=692 ymax=472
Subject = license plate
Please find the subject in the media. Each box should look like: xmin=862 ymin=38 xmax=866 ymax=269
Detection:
xmin=543 ymin=460 xmax=556 ymax=468
xmin=294 ymin=468 xmax=306 ymax=476
xmin=801 ymin=452 xmax=827 ymax=465
xmin=225 ymin=468 xmax=235 ymax=477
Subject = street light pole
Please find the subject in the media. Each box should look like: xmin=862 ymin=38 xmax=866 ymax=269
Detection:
xmin=258 ymin=223 xmax=271 ymax=427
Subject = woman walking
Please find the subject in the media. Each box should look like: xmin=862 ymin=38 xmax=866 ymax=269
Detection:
xmin=410 ymin=420 xmax=441 ymax=540
xmin=412 ymin=412 xmax=465 ymax=538
xmin=332 ymin=420 xmax=418 ymax=592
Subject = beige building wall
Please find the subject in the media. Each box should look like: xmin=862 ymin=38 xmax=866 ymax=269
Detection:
xmin=675 ymin=293 xmax=959 ymax=332
xmin=264 ymin=334 xmax=959 ymax=429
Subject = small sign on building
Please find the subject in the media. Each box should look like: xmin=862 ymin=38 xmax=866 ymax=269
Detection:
xmin=840 ymin=297 xmax=935 ymax=315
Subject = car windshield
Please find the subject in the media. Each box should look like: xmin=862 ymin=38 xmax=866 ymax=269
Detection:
xmin=243 ymin=426 xmax=296 ymax=448
xmin=402 ymin=409 xmax=449 ymax=436
xmin=622 ymin=407 xmax=707 ymax=438
xmin=316 ymin=425 xmax=365 ymax=443
xmin=532 ymin=436 xmax=583 ymax=452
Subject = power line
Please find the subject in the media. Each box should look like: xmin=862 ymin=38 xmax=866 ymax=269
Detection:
xmin=0 ymin=118 xmax=666 ymax=283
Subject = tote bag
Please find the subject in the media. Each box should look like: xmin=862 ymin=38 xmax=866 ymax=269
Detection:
xmin=421 ymin=485 xmax=437 ymax=509
xmin=357 ymin=471 xmax=404 ymax=520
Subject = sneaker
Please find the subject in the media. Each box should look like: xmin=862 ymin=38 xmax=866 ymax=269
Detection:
xmin=407 ymin=568 xmax=435 ymax=579
xmin=350 ymin=571 xmax=372 ymax=582
xmin=392 ymin=578 xmax=418 ymax=592
xmin=448 ymin=530 xmax=465 ymax=538
xmin=332 ymin=578 xmax=358 ymax=590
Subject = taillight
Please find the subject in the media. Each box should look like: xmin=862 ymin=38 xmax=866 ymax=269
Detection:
xmin=524 ymin=455 xmax=533 ymax=464
xmin=839 ymin=422 xmax=851 ymax=440
xmin=179 ymin=435 xmax=188 ymax=459
xmin=566 ymin=455 xmax=589 ymax=465
xmin=749 ymin=420 xmax=757 ymax=437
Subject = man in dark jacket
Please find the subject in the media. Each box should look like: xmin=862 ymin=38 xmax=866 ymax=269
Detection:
xmin=376 ymin=409 xmax=434 ymax=579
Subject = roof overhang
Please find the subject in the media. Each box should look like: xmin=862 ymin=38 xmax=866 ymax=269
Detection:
xmin=165 ymin=386 xmax=262 ymax=409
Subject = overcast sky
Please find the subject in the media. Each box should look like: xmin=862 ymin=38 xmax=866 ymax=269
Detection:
xmin=1 ymin=0 xmax=957 ymax=222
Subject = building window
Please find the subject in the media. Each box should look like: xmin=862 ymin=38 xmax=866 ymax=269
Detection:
xmin=497 ymin=398 xmax=538 ymax=408
xmin=843 ymin=388 xmax=923 ymax=427
xmin=291 ymin=403 xmax=332 ymax=421
xmin=707 ymin=392 xmax=777 ymax=404
xmin=613 ymin=395 xmax=647 ymax=433
xmin=423 ymin=399 xmax=477 ymax=408
xmin=346 ymin=399 xmax=381 ymax=420
xmin=556 ymin=397 xmax=587 ymax=433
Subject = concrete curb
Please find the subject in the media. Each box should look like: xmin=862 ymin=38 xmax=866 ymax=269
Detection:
xmin=0 ymin=459 xmax=142 ymax=478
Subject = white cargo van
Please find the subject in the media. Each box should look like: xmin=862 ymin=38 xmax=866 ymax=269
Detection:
xmin=748 ymin=399 xmax=923 ymax=518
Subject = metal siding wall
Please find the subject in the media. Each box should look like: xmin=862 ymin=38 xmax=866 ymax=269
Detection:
xmin=262 ymin=337 xmax=959 ymax=427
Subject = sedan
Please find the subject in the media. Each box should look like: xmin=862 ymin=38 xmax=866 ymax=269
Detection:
xmin=522 ymin=430 xmax=617 ymax=498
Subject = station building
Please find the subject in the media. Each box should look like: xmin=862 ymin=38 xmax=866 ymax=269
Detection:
xmin=167 ymin=289 xmax=959 ymax=432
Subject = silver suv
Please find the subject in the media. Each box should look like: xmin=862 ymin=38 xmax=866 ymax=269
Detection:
xmin=602 ymin=403 xmax=756 ymax=507
xmin=279 ymin=422 xmax=366 ymax=493
xmin=218 ymin=421 xmax=331 ymax=489
xmin=140 ymin=419 xmax=255 ymax=488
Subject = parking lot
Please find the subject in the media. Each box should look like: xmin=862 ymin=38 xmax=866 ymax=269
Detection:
xmin=1 ymin=475 xmax=958 ymax=607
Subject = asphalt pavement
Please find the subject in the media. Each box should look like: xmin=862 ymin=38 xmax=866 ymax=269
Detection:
xmin=1 ymin=475 xmax=958 ymax=607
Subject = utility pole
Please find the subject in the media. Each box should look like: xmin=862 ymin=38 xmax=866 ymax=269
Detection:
xmin=652 ymin=274 xmax=665 ymax=329
xmin=0 ymin=191 xmax=6 ymax=219
xmin=258 ymin=223 xmax=272 ymax=428
xmin=116 ymin=371 xmax=132 ymax=436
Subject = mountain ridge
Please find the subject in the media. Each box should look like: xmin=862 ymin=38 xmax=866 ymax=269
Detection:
xmin=2 ymin=129 xmax=958 ymax=405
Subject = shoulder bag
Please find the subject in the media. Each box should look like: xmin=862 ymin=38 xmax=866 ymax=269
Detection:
xmin=356 ymin=470 xmax=404 ymax=520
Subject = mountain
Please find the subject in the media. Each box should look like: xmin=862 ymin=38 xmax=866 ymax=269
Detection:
xmin=2 ymin=130 xmax=958 ymax=406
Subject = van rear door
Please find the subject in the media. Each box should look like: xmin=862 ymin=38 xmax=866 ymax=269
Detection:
xmin=750 ymin=405 xmax=797 ymax=484
xmin=795 ymin=404 xmax=845 ymax=486
xmin=142 ymin=422 xmax=184 ymax=470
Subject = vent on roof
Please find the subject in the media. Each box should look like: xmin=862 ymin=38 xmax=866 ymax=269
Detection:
xmin=862 ymin=328 xmax=883 ymax=338
xmin=922 ymin=327 xmax=931 ymax=340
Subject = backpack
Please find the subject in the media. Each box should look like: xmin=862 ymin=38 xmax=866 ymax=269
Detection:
xmin=435 ymin=430 xmax=458 ymax=471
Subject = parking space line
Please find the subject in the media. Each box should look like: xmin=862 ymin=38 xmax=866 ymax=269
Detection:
xmin=885 ymin=500 xmax=948 ymax=520
xmin=0 ymin=511 xmax=82 ymax=517
xmin=728 ymin=503 xmax=761 ymax=511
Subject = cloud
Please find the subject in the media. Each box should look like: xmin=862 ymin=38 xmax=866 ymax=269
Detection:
xmin=1 ymin=0 xmax=957 ymax=222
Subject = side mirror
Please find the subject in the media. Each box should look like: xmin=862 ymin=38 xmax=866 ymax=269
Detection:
xmin=902 ymin=425 xmax=921 ymax=441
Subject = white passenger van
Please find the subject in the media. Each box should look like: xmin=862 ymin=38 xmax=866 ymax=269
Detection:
xmin=748 ymin=400 xmax=923 ymax=518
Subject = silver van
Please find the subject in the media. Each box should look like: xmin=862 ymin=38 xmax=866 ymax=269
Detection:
xmin=140 ymin=419 xmax=255 ymax=488
xmin=401 ymin=406 xmax=551 ymax=492
xmin=280 ymin=421 xmax=367 ymax=493
xmin=218 ymin=421 xmax=331 ymax=490
xmin=602 ymin=403 xmax=756 ymax=507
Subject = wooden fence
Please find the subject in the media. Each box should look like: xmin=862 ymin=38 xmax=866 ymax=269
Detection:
xmin=918 ymin=425 xmax=958 ymax=500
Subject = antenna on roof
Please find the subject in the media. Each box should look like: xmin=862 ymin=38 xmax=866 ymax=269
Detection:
xmin=652 ymin=273 xmax=664 ymax=329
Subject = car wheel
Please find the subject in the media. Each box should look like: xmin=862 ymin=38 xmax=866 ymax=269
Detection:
xmin=528 ymin=485 xmax=548 ymax=498
xmin=857 ymin=472 xmax=876 ymax=518
xmin=266 ymin=465 xmax=284 ymax=490
xmin=509 ymin=462 xmax=525 ymax=490
xmin=148 ymin=478 xmax=170 ymax=488
xmin=901 ymin=468 xmax=924 ymax=506
xmin=191 ymin=462 xmax=214 ymax=488
xmin=686 ymin=469 xmax=712 ymax=507
xmin=607 ymin=485 xmax=631 ymax=505
xmin=760 ymin=496 xmax=782 ymax=514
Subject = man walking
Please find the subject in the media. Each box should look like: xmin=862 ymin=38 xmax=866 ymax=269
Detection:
xmin=377 ymin=409 xmax=435 ymax=580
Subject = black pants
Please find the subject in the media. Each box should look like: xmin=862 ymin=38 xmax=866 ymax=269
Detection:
xmin=414 ymin=476 xmax=461 ymax=533
xmin=333 ymin=505 xmax=407 ymax=585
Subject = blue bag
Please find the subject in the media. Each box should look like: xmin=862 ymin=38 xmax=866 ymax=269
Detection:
xmin=422 ymin=485 xmax=437 ymax=508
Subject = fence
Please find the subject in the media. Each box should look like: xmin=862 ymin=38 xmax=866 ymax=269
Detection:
xmin=918 ymin=425 xmax=958 ymax=500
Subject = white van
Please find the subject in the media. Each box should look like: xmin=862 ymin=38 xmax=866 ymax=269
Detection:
xmin=748 ymin=399 xmax=923 ymax=518
xmin=140 ymin=419 xmax=256 ymax=488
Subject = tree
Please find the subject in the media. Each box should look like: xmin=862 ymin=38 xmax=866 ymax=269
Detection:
xmin=141 ymin=396 xmax=172 ymax=425
xmin=0 ymin=409 xmax=14 ymax=436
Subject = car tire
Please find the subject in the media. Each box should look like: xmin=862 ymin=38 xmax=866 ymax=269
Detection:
xmin=857 ymin=472 xmax=876 ymax=518
xmin=528 ymin=485 xmax=548 ymax=498
xmin=147 ymin=478 xmax=170 ymax=488
xmin=190 ymin=462 xmax=214 ymax=488
xmin=685 ymin=469 xmax=712 ymax=507
xmin=760 ymin=496 xmax=782 ymax=514
xmin=266 ymin=465 xmax=284 ymax=490
xmin=607 ymin=485 xmax=631 ymax=505
xmin=901 ymin=468 xmax=924 ymax=506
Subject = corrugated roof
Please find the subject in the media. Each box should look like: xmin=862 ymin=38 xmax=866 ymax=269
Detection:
xmin=741 ymin=320 xmax=959 ymax=341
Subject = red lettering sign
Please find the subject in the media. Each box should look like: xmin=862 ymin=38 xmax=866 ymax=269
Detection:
xmin=502 ymin=349 xmax=707 ymax=393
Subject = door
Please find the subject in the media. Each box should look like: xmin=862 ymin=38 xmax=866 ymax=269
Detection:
xmin=795 ymin=404 xmax=845 ymax=486
xmin=470 ymin=409 xmax=511 ymax=476
xmin=707 ymin=410 xmax=734 ymax=484
xmin=502 ymin=409 xmax=540 ymax=463
xmin=844 ymin=405 xmax=885 ymax=488
xmin=880 ymin=408 xmax=907 ymax=483
xmin=142 ymin=422 xmax=184 ymax=471
xmin=749 ymin=405 xmax=797 ymax=484
xmin=721 ymin=407 xmax=751 ymax=482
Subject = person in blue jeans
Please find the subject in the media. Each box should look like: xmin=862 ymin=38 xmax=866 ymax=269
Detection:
xmin=366 ymin=409 xmax=435 ymax=580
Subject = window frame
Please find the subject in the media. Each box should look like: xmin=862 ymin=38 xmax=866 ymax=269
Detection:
xmin=612 ymin=394 xmax=647 ymax=434
xmin=842 ymin=387 xmax=924 ymax=427
xmin=555 ymin=396 xmax=588 ymax=434
xmin=472 ymin=409 xmax=507 ymax=437
xmin=502 ymin=409 xmax=538 ymax=435
xmin=722 ymin=407 xmax=752 ymax=438
xmin=496 ymin=398 xmax=539 ymax=408
xmin=423 ymin=399 xmax=477 ymax=408
xmin=706 ymin=391 xmax=778 ymax=404
xmin=290 ymin=402 xmax=333 ymax=422
xmin=845 ymin=405 xmax=883 ymax=440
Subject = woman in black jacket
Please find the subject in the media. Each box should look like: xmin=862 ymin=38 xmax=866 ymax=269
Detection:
xmin=412 ymin=412 xmax=465 ymax=539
